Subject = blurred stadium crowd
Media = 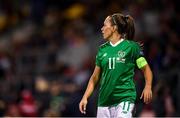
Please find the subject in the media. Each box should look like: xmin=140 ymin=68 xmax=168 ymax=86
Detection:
xmin=0 ymin=0 xmax=179 ymax=117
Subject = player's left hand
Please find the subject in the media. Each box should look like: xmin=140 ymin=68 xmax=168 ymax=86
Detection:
xmin=140 ymin=85 xmax=152 ymax=104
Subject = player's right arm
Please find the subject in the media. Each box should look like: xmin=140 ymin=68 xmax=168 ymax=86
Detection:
xmin=79 ymin=66 xmax=101 ymax=114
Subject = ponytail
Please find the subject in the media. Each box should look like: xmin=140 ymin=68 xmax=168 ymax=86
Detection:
xmin=125 ymin=15 xmax=135 ymax=40
xmin=110 ymin=13 xmax=135 ymax=40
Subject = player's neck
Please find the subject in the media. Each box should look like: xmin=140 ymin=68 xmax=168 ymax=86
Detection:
xmin=109 ymin=33 xmax=122 ymax=45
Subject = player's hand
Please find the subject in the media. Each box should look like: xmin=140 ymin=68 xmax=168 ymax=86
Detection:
xmin=140 ymin=85 xmax=152 ymax=104
xmin=79 ymin=97 xmax=88 ymax=114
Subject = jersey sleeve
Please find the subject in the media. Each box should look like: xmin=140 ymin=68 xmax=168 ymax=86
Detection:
xmin=95 ymin=48 xmax=101 ymax=67
xmin=132 ymin=43 xmax=148 ymax=69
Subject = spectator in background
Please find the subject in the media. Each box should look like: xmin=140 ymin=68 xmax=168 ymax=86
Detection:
xmin=19 ymin=90 xmax=38 ymax=117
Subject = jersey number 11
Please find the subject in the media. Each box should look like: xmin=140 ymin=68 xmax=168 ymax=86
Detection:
xmin=108 ymin=57 xmax=116 ymax=69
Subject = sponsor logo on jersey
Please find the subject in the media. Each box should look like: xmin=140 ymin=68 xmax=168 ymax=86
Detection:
xmin=117 ymin=51 xmax=126 ymax=63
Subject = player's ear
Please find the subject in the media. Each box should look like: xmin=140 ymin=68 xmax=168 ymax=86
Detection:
xmin=113 ymin=25 xmax=118 ymax=32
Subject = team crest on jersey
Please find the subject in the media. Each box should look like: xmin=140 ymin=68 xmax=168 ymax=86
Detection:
xmin=117 ymin=50 xmax=126 ymax=63
xmin=118 ymin=51 xmax=125 ymax=58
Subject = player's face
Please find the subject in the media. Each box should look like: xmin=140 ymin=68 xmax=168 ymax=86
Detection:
xmin=101 ymin=16 xmax=114 ymax=40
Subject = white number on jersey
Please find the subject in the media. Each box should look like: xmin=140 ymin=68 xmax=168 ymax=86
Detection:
xmin=108 ymin=57 xmax=116 ymax=69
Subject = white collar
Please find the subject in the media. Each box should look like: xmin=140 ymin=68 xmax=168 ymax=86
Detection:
xmin=110 ymin=38 xmax=124 ymax=47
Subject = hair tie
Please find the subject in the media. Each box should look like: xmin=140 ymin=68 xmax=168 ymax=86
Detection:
xmin=125 ymin=15 xmax=129 ymax=20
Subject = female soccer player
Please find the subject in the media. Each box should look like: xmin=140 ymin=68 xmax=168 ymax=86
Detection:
xmin=79 ymin=13 xmax=153 ymax=118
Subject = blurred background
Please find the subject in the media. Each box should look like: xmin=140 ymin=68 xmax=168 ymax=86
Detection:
xmin=0 ymin=0 xmax=179 ymax=117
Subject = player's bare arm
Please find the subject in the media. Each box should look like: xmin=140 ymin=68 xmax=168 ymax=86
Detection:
xmin=79 ymin=66 xmax=101 ymax=114
xmin=140 ymin=64 xmax=153 ymax=104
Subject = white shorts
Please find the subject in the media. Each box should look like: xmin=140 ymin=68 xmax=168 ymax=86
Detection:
xmin=97 ymin=101 xmax=134 ymax=118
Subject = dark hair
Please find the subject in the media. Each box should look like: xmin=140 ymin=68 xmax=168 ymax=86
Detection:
xmin=111 ymin=13 xmax=135 ymax=40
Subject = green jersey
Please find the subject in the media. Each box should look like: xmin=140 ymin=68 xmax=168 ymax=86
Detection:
xmin=96 ymin=39 xmax=142 ymax=106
